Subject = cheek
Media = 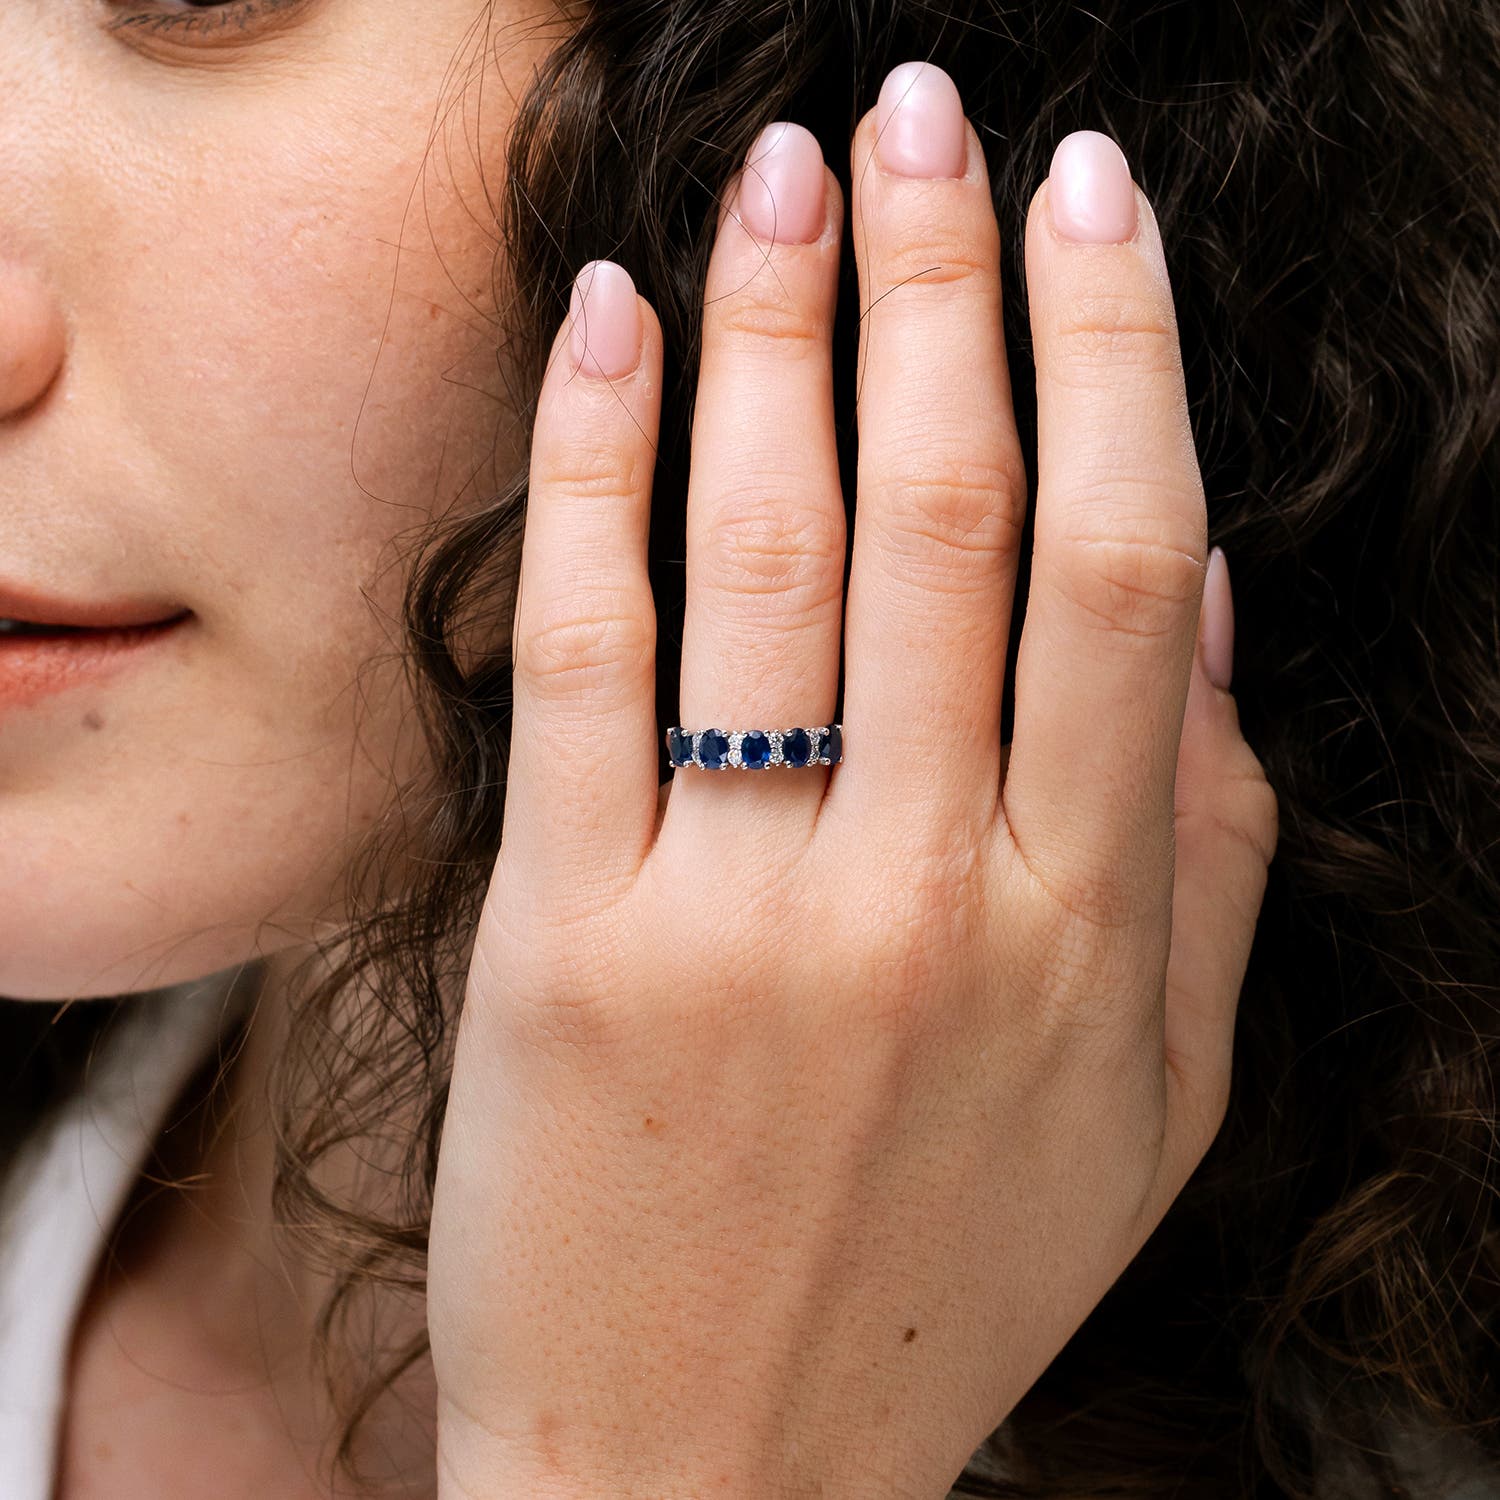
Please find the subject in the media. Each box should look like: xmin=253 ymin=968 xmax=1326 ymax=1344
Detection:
xmin=113 ymin=138 xmax=511 ymax=637
xmin=0 ymin=105 xmax=519 ymax=999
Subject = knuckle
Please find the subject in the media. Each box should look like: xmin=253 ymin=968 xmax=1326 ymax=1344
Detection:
xmin=532 ymin=443 xmax=651 ymax=506
xmin=701 ymin=496 xmax=845 ymax=612
xmin=866 ymin=453 xmax=1026 ymax=586
xmin=1050 ymin=289 xmax=1182 ymax=379
xmin=1005 ymin=839 xmax=1171 ymax=1065
xmin=711 ymin=282 xmax=829 ymax=354
xmin=1040 ymin=860 xmax=1142 ymax=941
xmin=472 ymin=908 xmax=640 ymax=1059
xmin=514 ymin=601 xmax=654 ymax=699
xmin=1050 ymin=526 xmax=1206 ymax=642
xmin=1202 ymin=767 xmax=1282 ymax=872
xmin=1013 ymin=891 xmax=1136 ymax=1054
xmin=1012 ymin=833 xmax=1145 ymax=947
xmin=1231 ymin=757 xmax=1282 ymax=864
xmin=874 ymin=219 xmax=999 ymax=300
xmin=839 ymin=833 xmax=989 ymax=1030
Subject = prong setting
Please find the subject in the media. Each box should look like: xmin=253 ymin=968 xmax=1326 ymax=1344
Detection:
xmin=665 ymin=724 xmax=842 ymax=771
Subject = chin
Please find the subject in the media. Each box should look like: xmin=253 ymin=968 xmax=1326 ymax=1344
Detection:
xmin=0 ymin=810 xmax=345 ymax=1002
xmin=0 ymin=900 xmax=314 ymax=1001
xmin=0 ymin=923 xmax=269 ymax=1002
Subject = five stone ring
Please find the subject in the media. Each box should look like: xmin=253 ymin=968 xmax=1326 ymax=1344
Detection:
xmin=666 ymin=724 xmax=843 ymax=771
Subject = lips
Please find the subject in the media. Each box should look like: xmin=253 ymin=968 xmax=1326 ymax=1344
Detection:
xmin=0 ymin=582 xmax=193 ymax=712
xmin=0 ymin=581 xmax=190 ymax=631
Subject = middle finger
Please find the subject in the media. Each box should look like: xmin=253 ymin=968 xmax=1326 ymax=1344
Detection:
xmin=837 ymin=62 xmax=1027 ymax=826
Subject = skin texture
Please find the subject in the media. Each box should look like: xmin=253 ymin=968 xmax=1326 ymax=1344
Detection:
xmin=0 ymin=8 xmax=1281 ymax=1500
xmin=0 ymin=0 xmax=553 ymax=999
xmin=428 ymin=67 xmax=1278 ymax=1500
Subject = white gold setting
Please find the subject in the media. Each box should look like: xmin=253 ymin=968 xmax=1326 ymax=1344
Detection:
xmin=666 ymin=724 xmax=842 ymax=771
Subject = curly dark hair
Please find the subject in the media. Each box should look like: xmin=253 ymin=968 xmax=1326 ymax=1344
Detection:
xmin=6 ymin=1 xmax=1497 ymax=1495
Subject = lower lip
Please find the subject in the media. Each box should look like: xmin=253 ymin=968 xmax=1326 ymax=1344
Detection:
xmin=0 ymin=613 xmax=192 ymax=711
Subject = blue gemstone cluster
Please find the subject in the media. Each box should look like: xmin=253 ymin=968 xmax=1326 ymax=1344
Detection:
xmin=664 ymin=724 xmax=843 ymax=770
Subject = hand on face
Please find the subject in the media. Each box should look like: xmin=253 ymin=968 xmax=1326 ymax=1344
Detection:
xmin=430 ymin=60 xmax=1278 ymax=1500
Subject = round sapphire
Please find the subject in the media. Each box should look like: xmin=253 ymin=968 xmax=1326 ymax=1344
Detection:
xmin=740 ymin=731 xmax=771 ymax=769
xmin=696 ymin=729 xmax=729 ymax=770
xmin=666 ymin=727 xmax=692 ymax=767
xmin=781 ymin=727 xmax=811 ymax=768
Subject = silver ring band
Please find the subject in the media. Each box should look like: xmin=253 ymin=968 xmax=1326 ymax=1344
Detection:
xmin=666 ymin=724 xmax=842 ymax=771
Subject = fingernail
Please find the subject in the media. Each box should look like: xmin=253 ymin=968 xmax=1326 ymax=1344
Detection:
xmin=567 ymin=260 xmax=641 ymax=379
xmin=736 ymin=122 xmax=827 ymax=244
xmin=1200 ymin=545 xmax=1234 ymax=691
xmin=1047 ymin=130 xmax=1138 ymax=243
xmin=874 ymin=61 xmax=967 ymax=179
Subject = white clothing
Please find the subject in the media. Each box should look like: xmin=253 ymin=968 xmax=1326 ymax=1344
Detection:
xmin=0 ymin=975 xmax=247 ymax=1500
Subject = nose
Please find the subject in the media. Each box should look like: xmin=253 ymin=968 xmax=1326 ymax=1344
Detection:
xmin=0 ymin=259 xmax=64 ymax=419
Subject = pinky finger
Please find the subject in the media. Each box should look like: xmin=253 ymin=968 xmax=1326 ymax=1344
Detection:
xmin=502 ymin=260 xmax=664 ymax=896
xmin=1156 ymin=548 xmax=1280 ymax=1192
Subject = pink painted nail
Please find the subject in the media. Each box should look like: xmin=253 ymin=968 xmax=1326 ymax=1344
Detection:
xmin=1200 ymin=545 xmax=1234 ymax=691
xmin=874 ymin=61 xmax=967 ymax=179
xmin=1047 ymin=130 xmax=1138 ymax=243
xmin=568 ymin=260 xmax=641 ymax=379
xmin=737 ymin=122 xmax=827 ymax=244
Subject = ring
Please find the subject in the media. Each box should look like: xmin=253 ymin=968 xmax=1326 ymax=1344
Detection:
xmin=665 ymin=724 xmax=842 ymax=771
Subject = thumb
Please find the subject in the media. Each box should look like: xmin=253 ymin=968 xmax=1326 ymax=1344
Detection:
xmin=1159 ymin=546 xmax=1281 ymax=1186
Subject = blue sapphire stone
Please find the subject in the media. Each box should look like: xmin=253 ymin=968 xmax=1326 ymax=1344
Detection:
xmin=696 ymin=729 xmax=729 ymax=770
xmin=781 ymin=727 xmax=811 ymax=767
xmin=666 ymin=727 xmax=692 ymax=767
xmin=825 ymin=723 xmax=842 ymax=763
xmin=740 ymin=731 xmax=771 ymax=769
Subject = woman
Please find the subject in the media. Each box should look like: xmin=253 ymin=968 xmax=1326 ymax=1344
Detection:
xmin=1 ymin=2 xmax=1495 ymax=1497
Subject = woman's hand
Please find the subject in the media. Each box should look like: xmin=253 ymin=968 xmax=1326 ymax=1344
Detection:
xmin=429 ymin=61 xmax=1279 ymax=1500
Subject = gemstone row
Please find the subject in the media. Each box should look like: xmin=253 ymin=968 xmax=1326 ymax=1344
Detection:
xmin=665 ymin=724 xmax=842 ymax=770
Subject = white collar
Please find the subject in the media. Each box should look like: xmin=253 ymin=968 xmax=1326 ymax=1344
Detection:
xmin=0 ymin=972 xmax=252 ymax=1500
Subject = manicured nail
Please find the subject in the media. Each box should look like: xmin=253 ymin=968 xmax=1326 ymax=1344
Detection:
xmin=737 ymin=122 xmax=826 ymax=244
xmin=1200 ymin=545 xmax=1234 ymax=691
xmin=874 ymin=61 xmax=967 ymax=179
xmin=1047 ymin=130 xmax=1138 ymax=243
xmin=567 ymin=260 xmax=641 ymax=379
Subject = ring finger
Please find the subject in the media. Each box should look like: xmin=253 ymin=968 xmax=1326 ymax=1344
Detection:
xmin=665 ymin=121 xmax=846 ymax=833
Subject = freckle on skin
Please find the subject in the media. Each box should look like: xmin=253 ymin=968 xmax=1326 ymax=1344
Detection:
xmin=903 ymin=1327 xmax=917 ymax=1342
xmin=81 ymin=710 xmax=103 ymax=730
xmin=642 ymin=1116 xmax=665 ymax=1133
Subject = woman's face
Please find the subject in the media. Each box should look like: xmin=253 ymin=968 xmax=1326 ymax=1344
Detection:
xmin=0 ymin=1 xmax=552 ymax=998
